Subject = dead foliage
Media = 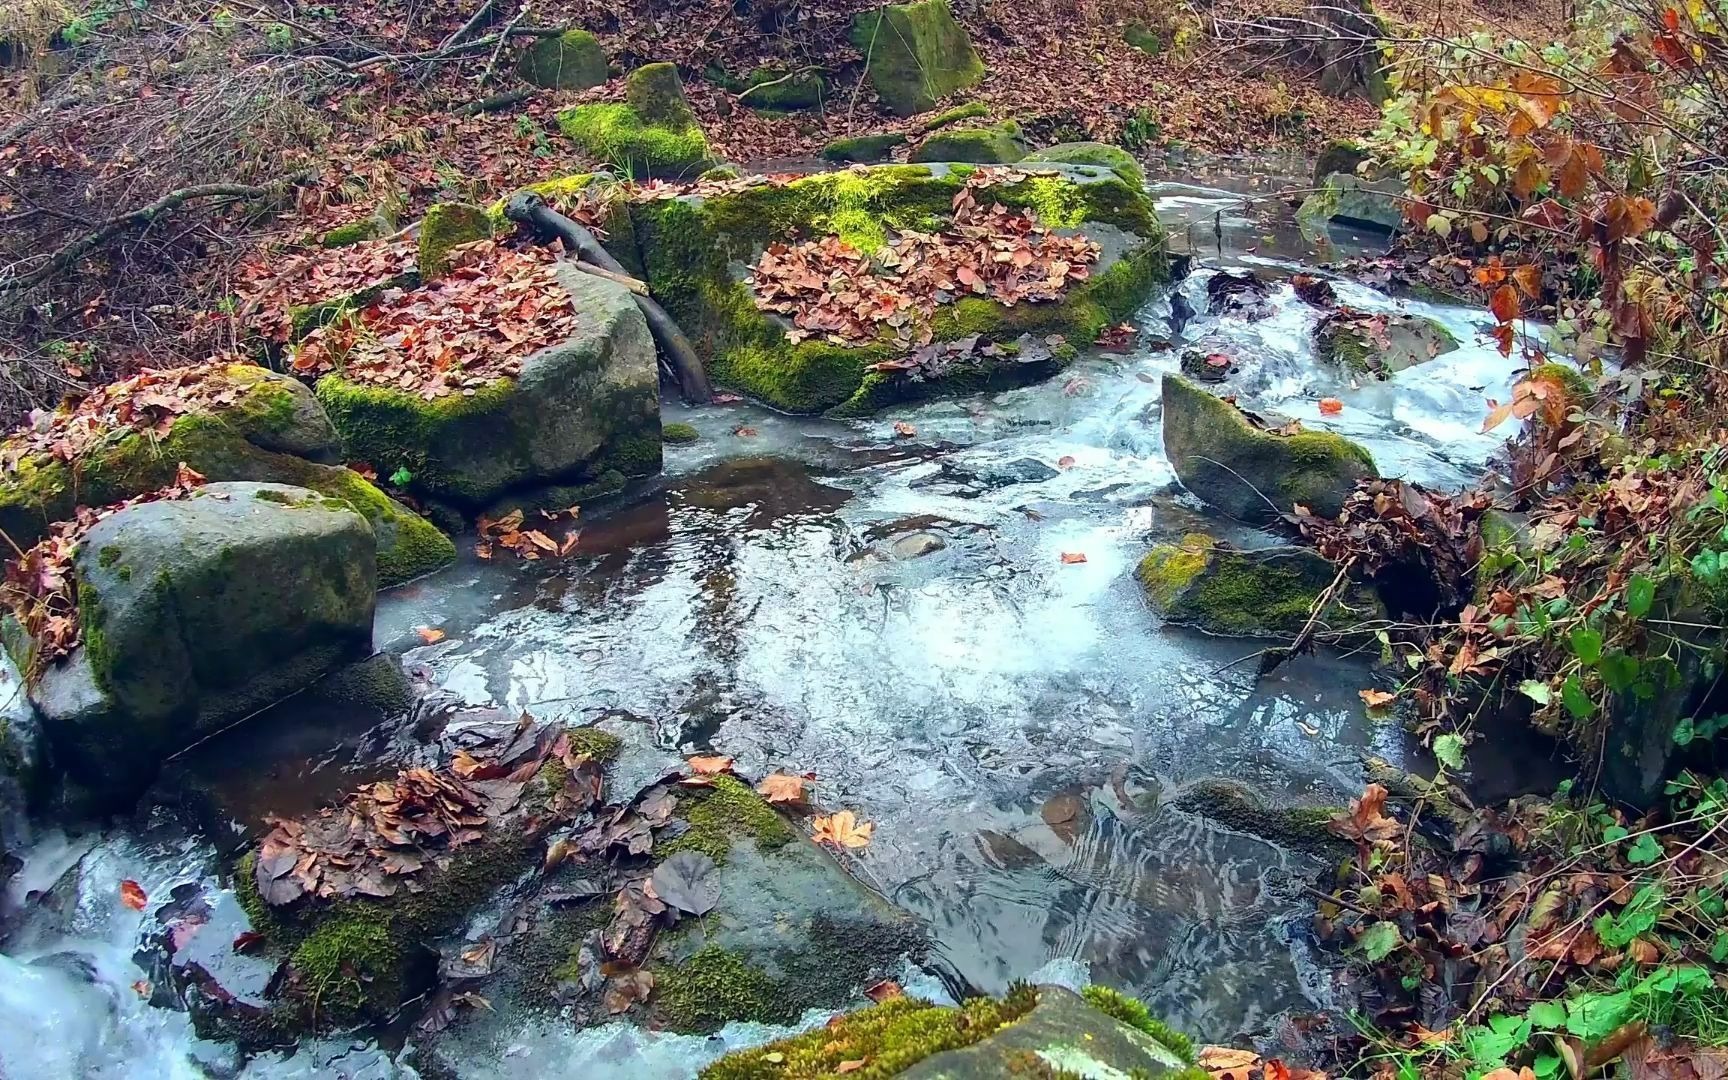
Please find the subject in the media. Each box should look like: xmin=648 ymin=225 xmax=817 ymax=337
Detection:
xmin=474 ymin=504 xmax=581 ymax=561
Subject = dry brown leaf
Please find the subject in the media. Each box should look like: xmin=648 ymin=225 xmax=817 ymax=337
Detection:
xmin=756 ymin=772 xmax=809 ymax=805
xmin=687 ymin=755 xmax=734 ymax=776
xmin=812 ymin=810 xmax=874 ymax=850
xmin=415 ymin=626 xmax=446 ymax=645
xmin=1060 ymin=552 xmax=1088 ymax=564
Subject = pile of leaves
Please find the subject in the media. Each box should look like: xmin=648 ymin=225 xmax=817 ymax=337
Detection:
xmin=474 ymin=504 xmax=581 ymax=561
xmin=749 ymin=169 xmax=1099 ymax=349
xmin=1319 ymin=775 xmax=1728 ymax=1080
xmin=1 ymin=360 xmax=256 ymax=471
xmin=236 ymin=237 xmax=421 ymax=348
xmin=0 ymin=462 xmax=207 ymax=674
xmin=252 ymin=717 xmax=604 ymax=906
xmin=289 ymin=240 xmax=578 ymax=399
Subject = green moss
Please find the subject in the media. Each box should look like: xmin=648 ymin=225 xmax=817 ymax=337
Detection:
xmin=74 ymin=580 xmax=111 ymax=692
xmin=922 ymin=100 xmax=987 ymax=130
xmin=314 ymin=374 xmax=512 ymax=499
xmin=738 ymin=66 xmax=826 ymax=110
xmin=1531 ymin=361 xmax=1592 ymax=398
xmin=701 ymin=984 xmax=1040 ymax=1079
xmin=320 ymin=219 xmax=383 ymax=249
xmin=417 ymin=202 xmax=494 ymax=280
xmin=97 ymin=545 xmax=122 ymax=568
xmin=1135 ymin=534 xmax=1212 ymax=610
xmin=1123 ymin=22 xmax=1163 ymax=54
xmin=1079 ymin=986 xmax=1195 ymax=1064
xmin=1023 ymin=141 xmax=1147 ymax=189
xmin=1190 ymin=554 xmax=1327 ymax=634
xmin=821 ymin=133 xmax=907 ymax=163
xmin=656 ymin=945 xmax=784 ymax=1031
xmin=659 ymin=774 xmax=795 ymax=864
xmin=1169 ymin=779 xmax=1347 ymax=857
xmin=516 ymin=29 xmax=607 ymax=90
xmin=289 ymin=917 xmax=400 ymax=1020
xmin=662 ymin=422 xmax=700 ymax=444
xmin=627 ymin=62 xmax=698 ymax=127
xmin=849 ymin=0 xmax=985 ymax=117
xmin=559 ymin=64 xmax=708 ymax=178
xmin=911 ymin=123 xmax=1024 ymax=164
xmin=565 ymin=726 xmax=622 ymax=762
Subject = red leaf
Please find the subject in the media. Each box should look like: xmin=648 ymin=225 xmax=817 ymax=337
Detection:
xmin=120 ymin=879 xmax=148 ymax=911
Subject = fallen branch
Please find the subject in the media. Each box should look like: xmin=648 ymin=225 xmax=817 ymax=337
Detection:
xmin=440 ymin=0 xmax=502 ymax=50
xmin=1 ymin=173 xmax=315 ymax=292
xmin=454 ymin=88 xmax=537 ymax=116
xmin=1258 ymin=561 xmax=1354 ymax=677
xmin=736 ymin=65 xmax=823 ymax=105
xmin=504 ymin=191 xmax=713 ymax=403
xmin=477 ymin=2 xmax=532 ymax=85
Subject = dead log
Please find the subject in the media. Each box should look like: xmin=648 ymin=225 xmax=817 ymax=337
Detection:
xmin=505 ymin=191 xmax=712 ymax=403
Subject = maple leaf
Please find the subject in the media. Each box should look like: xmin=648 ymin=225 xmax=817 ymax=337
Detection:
xmin=812 ymin=810 xmax=874 ymax=850
xmin=687 ymin=754 xmax=734 ymax=776
xmin=1329 ymin=784 xmax=1401 ymax=844
xmin=1319 ymin=398 xmax=1344 ymax=416
xmin=415 ymin=626 xmax=446 ymax=644
xmin=120 ymin=879 xmax=148 ymax=911
xmin=756 ymin=772 xmax=809 ymax=805
xmin=1359 ymin=689 xmax=1397 ymax=709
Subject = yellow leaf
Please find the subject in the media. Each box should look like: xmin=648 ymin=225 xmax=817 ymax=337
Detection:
xmin=812 ymin=810 xmax=874 ymax=850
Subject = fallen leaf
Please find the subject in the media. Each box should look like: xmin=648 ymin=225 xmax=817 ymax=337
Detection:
xmin=415 ymin=626 xmax=446 ymax=644
xmin=1057 ymin=455 xmax=1076 ymax=468
xmin=120 ymin=879 xmax=148 ymax=911
xmin=132 ymin=979 xmax=151 ymax=998
xmin=1319 ymin=397 xmax=1344 ymax=415
xmin=893 ymin=421 xmax=916 ymax=438
xmin=734 ymin=426 xmax=759 ymax=437
xmin=865 ymin=979 xmax=904 ymax=1002
xmin=812 ymin=810 xmax=874 ymax=850
xmin=687 ymin=754 xmax=734 ymax=776
xmin=1359 ymin=689 xmax=1397 ymax=709
xmin=1060 ymin=552 xmax=1088 ymax=564
xmin=232 ymin=931 xmax=266 ymax=953
xmin=650 ymin=851 xmax=721 ymax=916
xmin=837 ymin=1061 xmax=868 ymax=1074
xmin=756 ymin=772 xmax=809 ymax=805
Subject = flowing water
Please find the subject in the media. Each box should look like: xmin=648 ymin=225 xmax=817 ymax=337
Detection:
xmin=0 ymin=161 xmax=1569 ymax=1078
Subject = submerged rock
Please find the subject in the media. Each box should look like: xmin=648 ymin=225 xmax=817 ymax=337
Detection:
xmin=557 ymin=63 xmax=712 ymax=179
xmin=9 ymin=483 xmax=376 ymax=804
xmin=1136 ymin=532 xmax=1380 ymax=638
xmin=1205 ymin=269 xmax=1274 ymax=320
xmin=891 ymin=531 xmax=946 ymax=558
xmin=631 ymin=162 xmax=1168 ymax=415
xmin=0 ymin=363 xmax=453 ymax=587
xmin=1170 ymin=779 xmax=1349 ymax=856
xmin=1299 ymin=171 xmax=1405 ymax=234
xmin=703 ymin=983 xmax=1198 ymax=1079
xmin=849 ymin=0 xmax=984 ymax=117
xmin=1316 ymin=309 xmax=1459 ymax=378
xmin=1023 ymin=141 xmax=1147 ymax=189
xmin=515 ymin=28 xmax=608 ymax=91
xmin=1179 ymin=348 xmax=1237 ymax=383
xmin=1160 ymin=373 xmax=1375 ymax=523
xmin=910 ymin=122 xmax=1025 ymax=164
xmin=315 ymin=268 xmax=660 ymax=509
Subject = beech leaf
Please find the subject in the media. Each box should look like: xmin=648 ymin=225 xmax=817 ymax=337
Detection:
xmin=650 ymin=851 xmax=720 ymax=916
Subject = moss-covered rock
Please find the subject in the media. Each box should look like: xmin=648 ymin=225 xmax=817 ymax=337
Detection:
xmin=849 ymin=0 xmax=984 ymax=117
xmin=8 ymin=483 xmax=375 ymax=805
xmin=631 ymin=162 xmax=1167 ymax=415
xmin=1313 ymin=138 xmax=1369 ymax=184
xmin=1023 ymin=141 xmax=1146 ymax=188
xmin=1124 ymin=22 xmax=1164 ymax=54
xmin=910 ymin=122 xmax=1024 ymax=164
xmin=515 ymin=28 xmax=608 ymax=90
xmin=1136 ymin=531 xmax=1380 ymax=638
xmin=738 ymin=66 xmax=827 ymax=110
xmin=319 ymin=217 xmax=388 ymax=249
xmin=821 ymin=132 xmax=907 ymax=163
xmin=0 ymin=364 xmax=451 ymax=586
xmin=1160 ymin=373 xmax=1375 ymax=523
xmin=316 ymin=268 xmax=660 ymax=508
xmin=417 ymin=202 xmax=494 ymax=280
xmin=704 ymin=984 xmax=1199 ymax=1079
xmin=1298 ymin=172 xmax=1404 ymax=235
xmin=1169 ymin=779 xmax=1349 ymax=856
xmin=1316 ymin=311 xmax=1458 ymax=379
xmin=558 ymin=63 xmax=711 ymax=179
xmin=921 ymin=100 xmax=987 ymax=130
xmin=662 ymin=421 xmax=700 ymax=444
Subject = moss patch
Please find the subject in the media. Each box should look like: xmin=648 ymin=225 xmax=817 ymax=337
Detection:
xmin=289 ymin=917 xmax=401 ymax=1019
xmin=1023 ymin=141 xmax=1147 ymax=189
xmin=661 ymin=421 xmax=700 ymax=444
xmin=559 ymin=63 xmax=709 ymax=179
xmin=1135 ymin=533 xmax=1213 ymax=610
xmin=911 ymin=122 xmax=1024 ymax=164
xmin=849 ymin=0 xmax=985 ymax=117
xmin=659 ymin=774 xmax=796 ymax=863
xmin=1080 ymin=986 xmax=1196 ymax=1064
xmin=922 ymin=100 xmax=987 ymax=130
xmin=1137 ymin=531 xmax=1378 ymax=638
xmin=738 ymin=66 xmax=826 ymax=110
xmin=821 ymin=133 xmax=906 ymax=163
xmin=417 ymin=202 xmax=494 ymax=280
xmin=701 ymin=984 xmax=1039 ymax=1079
xmin=516 ymin=29 xmax=607 ymax=90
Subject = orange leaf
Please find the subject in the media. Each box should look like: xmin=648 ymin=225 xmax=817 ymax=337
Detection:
xmin=1359 ymin=689 xmax=1397 ymax=709
xmin=836 ymin=1061 xmax=868 ymax=1074
xmin=687 ymin=755 xmax=734 ymax=776
xmin=120 ymin=879 xmax=148 ymax=911
xmin=1489 ymin=284 xmax=1521 ymax=324
xmin=756 ymin=772 xmax=809 ymax=805
xmin=1512 ymin=264 xmax=1543 ymax=298
xmin=1060 ymin=552 xmax=1088 ymax=564
xmin=1318 ymin=397 xmax=1344 ymax=416
xmin=415 ymin=626 xmax=446 ymax=645
xmin=893 ymin=421 xmax=917 ymax=438
xmin=812 ymin=810 xmax=874 ymax=850
xmin=1057 ymin=455 xmax=1076 ymax=469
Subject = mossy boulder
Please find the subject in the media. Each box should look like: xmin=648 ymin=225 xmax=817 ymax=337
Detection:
xmin=1298 ymin=171 xmax=1404 ymax=235
xmin=910 ymin=122 xmax=1024 ymax=164
xmin=515 ymin=28 xmax=608 ymax=90
xmin=704 ymin=984 xmax=1199 ymax=1079
xmin=821 ymin=132 xmax=907 ymax=163
xmin=921 ymin=101 xmax=987 ymax=130
xmin=557 ymin=62 xmax=711 ymax=179
xmin=1124 ymin=22 xmax=1164 ymax=54
xmin=630 ymin=162 xmax=1168 ymax=416
xmin=6 ymin=483 xmax=375 ymax=806
xmin=0 ymin=364 xmax=452 ymax=587
xmin=1170 ymin=778 xmax=1349 ymax=856
xmin=417 ymin=201 xmax=494 ymax=280
xmin=0 ymin=682 xmax=48 ymax=861
xmin=1316 ymin=311 xmax=1459 ymax=378
xmin=1313 ymin=138 xmax=1369 ymax=184
xmin=316 ymin=268 xmax=659 ymax=508
xmin=1160 ymin=373 xmax=1375 ymax=523
xmin=1023 ymin=141 xmax=1146 ymax=188
xmin=662 ymin=421 xmax=700 ymax=444
xmin=738 ymin=66 xmax=827 ymax=111
xmin=850 ymin=0 xmax=984 ymax=117
xmin=1136 ymin=531 xmax=1380 ymax=638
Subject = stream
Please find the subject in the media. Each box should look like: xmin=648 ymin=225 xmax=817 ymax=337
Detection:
xmin=0 ymin=158 xmax=1567 ymax=1078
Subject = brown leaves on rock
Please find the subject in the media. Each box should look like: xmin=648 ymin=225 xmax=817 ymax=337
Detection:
xmin=1329 ymin=784 xmax=1402 ymax=846
xmin=235 ymin=236 xmax=419 ymax=346
xmin=474 ymin=505 xmax=579 ymax=562
xmin=748 ymin=168 xmax=1098 ymax=350
xmin=120 ymin=879 xmax=149 ymax=911
xmin=756 ymin=772 xmax=809 ymax=806
xmin=291 ymin=241 xmax=577 ymax=400
xmin=867 ymin=331 xmax=1061 ymax=384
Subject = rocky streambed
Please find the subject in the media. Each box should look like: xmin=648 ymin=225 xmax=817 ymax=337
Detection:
xmin=0 ymin=159 xmax=1569 ymax=1078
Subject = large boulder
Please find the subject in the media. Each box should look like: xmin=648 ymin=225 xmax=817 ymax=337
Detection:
xmin=910 ymin=122 xmax=1025 ymax=164
xmin=7 ymin=483 xmax=375 ymax=803
xmin=849 ymin=0 xmax=985 ymax=117
xmin=1024 ymin=140 xmax=1147 ymax=188
xmin=315 ymin=268 xmax=660 ymax=509
xmin=631 ymin=162 xmax=1169 ymax=415
xmin=0 ymin=363 xmax=454 ymax=587
xmin=557 ymin=62 xmax=711 ymax=179
xmin=515 ymin=28 xmax=608 ymax=90
xmin=1299 ymin=171 xmax=1405 ymax=234
xmin=1136 ymin=532 xmax=1381 ymax=638
xmin=703 ymin=984 xmax=1197 ymax=1079
xmin=1316 ymin=309 xmax=1459 ymax=378
xmin=821 ymin=132 xmax=907 ymax=163
xmin=1161 ymin=373 xmax=1375 ymax=523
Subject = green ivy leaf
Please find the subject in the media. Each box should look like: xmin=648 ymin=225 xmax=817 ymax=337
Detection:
xmin=1675 ymin=716 xmax=1697 ymax=746
xmin=1358 ymin=921 xmax=1402 ymax=962
xmin=1433 ymin=733 xmax=1466 ymax=770
xmin=1625 ymin=574 xmax=1655 ymax=618
xmin=1519 ymin=679 xmax=1553 ymax=705
xmin=1600 ymin=652 xmax=1640 ymax=694
xmin=389 ymin=466 xmax=414 ymax=487
xmin=1562 ymin=675 xmax=1593 ymax=720
xmin=1570 ymin=627 xmax=1603 ymax=666
xmin=1625 ymin=832 xmax=1661 ymax=865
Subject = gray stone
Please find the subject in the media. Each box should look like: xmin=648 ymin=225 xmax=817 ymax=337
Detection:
xmin=317 ymin=269 xmax=660 ymax=508
xmin=1317 ymin=310 xmax=1460 ymax=378
xmin=849 ymin=0 xmax=984 ymax=117
xmin=892 ymin=532 xmax=947 ymax=558
xmin=1300 ymin=171 xmax=1405 ymax=234
xmin=16 ymin=482 xmax=376 ymax=804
